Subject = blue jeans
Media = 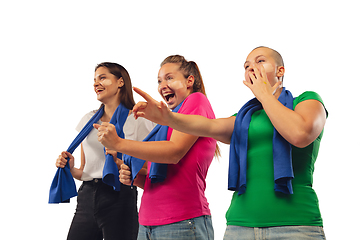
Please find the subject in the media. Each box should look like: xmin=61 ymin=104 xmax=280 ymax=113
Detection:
xmin=138 ymin=215 xmax=214 ymax=240
xmin=223 ymin=225 xmax=326 ymax=240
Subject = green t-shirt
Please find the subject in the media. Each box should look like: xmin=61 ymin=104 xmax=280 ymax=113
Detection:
xmin=226 ymin=91 xmax=328 ymax=227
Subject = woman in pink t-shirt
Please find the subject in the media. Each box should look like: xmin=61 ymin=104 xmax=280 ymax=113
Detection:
xmin=94 ymin=55 xmax=218 ymax=240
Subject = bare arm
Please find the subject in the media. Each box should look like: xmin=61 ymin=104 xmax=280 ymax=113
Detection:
xmin=55 ymin=144 xmax=85 ymax=181
xmin=167 ymin=113 xmax=235 ymax=144
xmin=262 ymin=97 xmax=326 ymax=148
xmin=132 ymin=87 xmax=236 ymax=144
xmin=244 ymin=65 xmax=327 ymax=148
xmin=94 ymin=123 xmax=198 ymax=164
xmin=70 ymin=144 xmax=85 ymax=180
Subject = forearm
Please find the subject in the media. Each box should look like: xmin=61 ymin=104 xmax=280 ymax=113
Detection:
xmin=168 ymin=113 xmax=213 ymax=137
xmin=168 ymin=113 xmax=234 ymax=144
xmin=70 ymin=167 xmax=83 ymax=181
xmin=261 ymin=95 xmax=320 ymax=148
xmin=133 ymin=173 xmax=146 ymax=189
xmin=114 ymin=138 xmax=188 ymax=164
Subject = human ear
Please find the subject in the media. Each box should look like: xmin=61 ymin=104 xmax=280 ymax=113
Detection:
xmin=118 ymin=77 xmax=124 ymax=88
xmin=186 ymin=75 xmax=195 ymax=88
xmin=276 ymin=66 xmax=285 ymax=80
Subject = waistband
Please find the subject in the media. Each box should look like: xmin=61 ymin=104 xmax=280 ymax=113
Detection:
xmin=82 ymin=178 xmax=137 ymax=190
xmin=83 ymin=178 xmax=103 ymax=184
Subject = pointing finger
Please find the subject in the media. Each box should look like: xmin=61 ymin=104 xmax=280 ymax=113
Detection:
xmin=133 ymin=87 xmax=154 ymax=102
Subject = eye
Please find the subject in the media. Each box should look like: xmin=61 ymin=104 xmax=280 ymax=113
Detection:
xmin=257 ymin=59 xmax=265 ymax=63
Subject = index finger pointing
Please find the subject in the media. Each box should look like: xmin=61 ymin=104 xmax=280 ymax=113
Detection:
xmin=133 ymin=87 xmax=154 ymax=102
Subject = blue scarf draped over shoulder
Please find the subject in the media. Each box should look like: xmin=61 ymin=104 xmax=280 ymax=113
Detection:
xmin=123 ymin=101 xmax=183 ymax=185
xmin=49 ymin=104 xmax=129 ymax=203
xmin=228 ymin=88 xmax=294 ymax=195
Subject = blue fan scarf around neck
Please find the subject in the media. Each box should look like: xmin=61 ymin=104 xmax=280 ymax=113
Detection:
xmin=123 ymin=101 xmax=183 ymax=185
xmin=49 ymin=104 xmax=129 ymax=203
xmin=228 ymin=88 xmax=294 ymax=195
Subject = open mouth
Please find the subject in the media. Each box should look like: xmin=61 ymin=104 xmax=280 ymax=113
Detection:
xmin=96 ymin=88 xmax=105 ymax=94
xmin=163 ymin=92 xmax=175 ymax=102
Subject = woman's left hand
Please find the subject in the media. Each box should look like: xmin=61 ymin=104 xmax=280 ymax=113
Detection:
xmin=94 ymin=122 xmax=121 ymax=151
xmin=243 ymin=65 xmax=281 ymax=103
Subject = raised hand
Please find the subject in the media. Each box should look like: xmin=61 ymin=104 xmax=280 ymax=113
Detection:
xmin=243 ymin=65 xmax=282 ymax=103
xmin=132 ymin=87 xmax=172 ymax=126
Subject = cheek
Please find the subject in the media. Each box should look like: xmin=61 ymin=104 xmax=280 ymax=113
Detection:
xmin=260 ymin=62 xmax=273 ymax=73
xmin=168 ymin=80 xmax=186 ymax=92
xmin=102 ymin=79 xmax=113 ymax=86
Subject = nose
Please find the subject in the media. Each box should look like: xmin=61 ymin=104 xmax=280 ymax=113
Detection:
xmin=94 ymin=79 xmax=101 ymax=88
xmin=247 ymin=62 xmax=256 ymax=73
xmin=158 ymin=80 xmax=168 ymax=92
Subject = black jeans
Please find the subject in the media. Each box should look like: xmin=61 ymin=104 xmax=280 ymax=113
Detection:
xmin=67 ymin=179 xmax=139 ymax=240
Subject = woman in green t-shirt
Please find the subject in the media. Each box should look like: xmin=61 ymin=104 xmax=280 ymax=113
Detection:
xmin=132 ymin=46 xmax=328 ymax=240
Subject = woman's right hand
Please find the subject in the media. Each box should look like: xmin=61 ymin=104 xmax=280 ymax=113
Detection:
xmin=55 ymin=151 xmax=74 ymax=169
xmin=132 ymin=87 xmax=172 ymax=126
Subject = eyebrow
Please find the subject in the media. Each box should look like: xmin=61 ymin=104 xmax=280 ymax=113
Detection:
xmin=94 ymin=73 xmax=106 ymax=80
xmin=244 ymin=55 xmax=266 ymax=66
xmin=158 ymin=72 xmax=173 ymax=79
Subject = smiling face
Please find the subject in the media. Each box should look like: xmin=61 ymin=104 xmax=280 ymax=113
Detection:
xmin=244 ymin=47 xmax=284 ymax=88
xmin=94 ymin=66 xmax=124 ymax=104
xmin=157 ymin=63 xmax=194 ymax=110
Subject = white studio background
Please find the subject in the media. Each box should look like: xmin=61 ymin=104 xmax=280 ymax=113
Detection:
xmin=0 ymin=1 xmax=358 ymax=239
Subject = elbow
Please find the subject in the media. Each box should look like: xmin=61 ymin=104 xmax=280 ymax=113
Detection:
xmin=166 ymin=150 xmax=187 ymax=164
xmin=291 ymin=138 xmax=311 ymax=148
xmin=167 ymin=154 xmax=183 ymax=164
xmin=288 ymin=130 xmax=313 ymax=148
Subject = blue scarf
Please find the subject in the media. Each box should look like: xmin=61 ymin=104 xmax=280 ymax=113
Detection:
xmin=123 ymin=101 xmax=183 ymax=185
xmin=49 ymin=104 xmax=129 ymax=203
xmin=229 ymin=88 xmax=294 ymax=195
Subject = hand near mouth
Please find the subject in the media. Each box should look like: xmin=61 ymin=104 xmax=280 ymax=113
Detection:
xmin=243 ymin=65 xmax=281 ymax=103
xmin=132 ymin=87 xmax=172 ymax=126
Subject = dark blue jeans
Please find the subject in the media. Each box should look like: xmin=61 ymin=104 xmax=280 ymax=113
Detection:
xmin=67 ymin=179 xmax=139 ymax=240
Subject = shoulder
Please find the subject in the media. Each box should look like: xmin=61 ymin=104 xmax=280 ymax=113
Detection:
xmin=294 ymin=91 xmax=324 ymax=105
xmin=294 ymin=91 xmax=328 ymax=117
xmin=180 ymin=92 xmax=215 ymax=118
xmin=124 ymin=114 xmax=155 ymax=141
xmin=125 ymin=113 xmax=155 ymax=130
xmin=76 ymin=110 xmax=98 ymax=132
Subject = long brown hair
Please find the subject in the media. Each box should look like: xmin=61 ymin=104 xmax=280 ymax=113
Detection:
xmin=160 ymin=55 xmax=220 ymax=158
xmin=95 ymin=62 xmax=135 ymax=110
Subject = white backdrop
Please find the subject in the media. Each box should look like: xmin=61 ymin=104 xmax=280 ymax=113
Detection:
xmin=1 ymin=1 xmax=359 ymax=239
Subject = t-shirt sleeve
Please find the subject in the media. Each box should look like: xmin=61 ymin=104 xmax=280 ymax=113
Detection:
xmin=133 ymin=117 xmax=156 ymax=141
xmin=75 ymin=110 xmax=97 ymax=132
xmin=122 ymin=114 xmax=156 ymax=141
xmin=178 ymin=92 xmax=215 ymax=119
xmin=294 ymin=91 xmax=328 ymax=117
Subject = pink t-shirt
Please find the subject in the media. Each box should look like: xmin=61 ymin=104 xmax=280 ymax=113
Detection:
xmin=139 ymin=92 xmax=217 ymax=226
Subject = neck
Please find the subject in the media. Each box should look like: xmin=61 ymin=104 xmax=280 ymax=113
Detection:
xmin=273 ymin=86 xmax=283 ymax=99
xmin=102 ymin=98 xmax=120 ymax=122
